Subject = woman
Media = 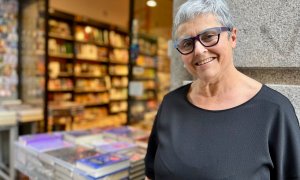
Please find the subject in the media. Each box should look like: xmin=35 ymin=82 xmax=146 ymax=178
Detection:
xmin=144 ymin=0 xmax=300 ymax=179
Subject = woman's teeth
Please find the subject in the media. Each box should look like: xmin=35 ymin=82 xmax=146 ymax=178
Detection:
xmin=195 ymin=57 xmax=214 ymax=66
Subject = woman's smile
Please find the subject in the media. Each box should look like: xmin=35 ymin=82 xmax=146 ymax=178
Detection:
xmin=194 ymin=57 xmax=216 ymax=66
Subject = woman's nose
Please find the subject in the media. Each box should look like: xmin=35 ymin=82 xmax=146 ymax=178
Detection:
xmin=194 ymin=40 xmax=208 ymax=54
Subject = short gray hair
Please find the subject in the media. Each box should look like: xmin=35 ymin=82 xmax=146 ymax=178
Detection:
xmin=172 ymin=0 xmax=234 ymax=40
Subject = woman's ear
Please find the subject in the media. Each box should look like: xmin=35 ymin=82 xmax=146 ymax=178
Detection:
xmin=230 ymin=28 xmax=237 ymax=48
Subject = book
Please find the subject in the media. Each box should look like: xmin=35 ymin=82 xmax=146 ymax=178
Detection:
xmin=103 ymin=126 xmax=149 ymax=142
xmin=64 ymin=129 xmax=115 ymax=148
xmin=135 ymin=137 xmax=149 ymax=149
xmin=122 ymin=147 xmax=146 ymax=167
xmin=26 ymin=139 xmax=74 ymax=152
xmin=95 ymin=141 xmax=137 ymax=154
xmin=73 ymin=168 xmax=129 ymax=180
xmin=76 ymin=134 xmax=115 ymax=148
xmin=19 ymin=132 xmax=63 ymax=145
xmin=64 ymin=130 xmax=93 ymax=143
xmin=76 ymin=153 xmax=130 ymax=178
xmin=40 ymin=145 xmax=101 ymax=175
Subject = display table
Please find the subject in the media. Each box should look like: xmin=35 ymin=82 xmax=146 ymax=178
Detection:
xmin=14 ymin=127 xmax=148 ymax=180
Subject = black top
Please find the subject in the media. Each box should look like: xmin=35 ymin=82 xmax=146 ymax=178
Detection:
xmin=145 ymin=84 xmax=300 ymax=180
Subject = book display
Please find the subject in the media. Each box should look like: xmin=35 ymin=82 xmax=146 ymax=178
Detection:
xmin=14 ymin=126 xmax=148 ymax=179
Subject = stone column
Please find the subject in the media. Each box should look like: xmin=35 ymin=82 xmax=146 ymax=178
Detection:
xmin=171 ymin=0 xmax=300 ymax=118
xmin=170 ymin=0 xmax=192 ymax=90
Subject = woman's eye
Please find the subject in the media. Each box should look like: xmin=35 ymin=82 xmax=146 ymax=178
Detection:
xmin=181 ymin=39 xmax=193 ymax=48
xmin=201 ymin=32 xmax=217 ymax=41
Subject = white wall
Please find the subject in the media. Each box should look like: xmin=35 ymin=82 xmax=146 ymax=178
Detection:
xmin=50 ymin=0 xmax=130 ymax=29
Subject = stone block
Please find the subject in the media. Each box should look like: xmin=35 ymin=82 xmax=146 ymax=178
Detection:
xmin=228 ymin=0 xmax=300 ymax=67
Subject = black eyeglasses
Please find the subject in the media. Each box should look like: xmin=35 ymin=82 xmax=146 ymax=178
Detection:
xmin=174 ymin=27 xmax=232 ymax=55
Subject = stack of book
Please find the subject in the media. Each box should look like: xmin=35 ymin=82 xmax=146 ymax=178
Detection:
xmin=15 ymin=132 xmax=74 ymax=179
xmin=39 ymin=146 xmax=101 ymax=179
xmin=122 ymin=147 xmax=147 ymax=180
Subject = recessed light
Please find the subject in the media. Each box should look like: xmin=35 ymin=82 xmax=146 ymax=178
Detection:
xmin=147 ymin=0 xmax=157 ymax=7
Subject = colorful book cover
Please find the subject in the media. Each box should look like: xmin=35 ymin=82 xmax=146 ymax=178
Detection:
xmin=18 ymin=132 xmax=63 ymax=145
xmin=41 ymin=146 xmax=102 ymax=176
xmin=76 ymin=153 xmax=130 ymax=178
xmin=46 ymin=146 xmax=101 ymax=165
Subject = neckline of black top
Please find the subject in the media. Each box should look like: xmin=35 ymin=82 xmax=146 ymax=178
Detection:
xmin=183 ymin=83 xmax=266 ymax=113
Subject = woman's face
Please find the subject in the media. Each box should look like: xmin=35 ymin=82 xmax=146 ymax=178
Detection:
xmin=176 ymin=13 xmax=237 ymax=82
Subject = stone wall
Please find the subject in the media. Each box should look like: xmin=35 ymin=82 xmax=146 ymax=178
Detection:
xmin=171 ymin=0 xmax=300 ymax=119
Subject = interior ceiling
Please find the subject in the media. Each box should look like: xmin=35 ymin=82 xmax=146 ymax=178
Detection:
xmin=50 ymin=0 xmax=173 ymax=39
xmin=134 ymin=0 xmax=173 ymax=38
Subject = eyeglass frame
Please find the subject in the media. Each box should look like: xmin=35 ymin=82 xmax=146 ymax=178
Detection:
xmin=174 ymin=26 xmax=232 ymax=55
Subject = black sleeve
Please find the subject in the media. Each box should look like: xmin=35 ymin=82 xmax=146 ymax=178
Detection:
xmin=269 ymin=102 xmax=300 ymax=180
xmin=144 ymin=103 xmax=162 ymax=179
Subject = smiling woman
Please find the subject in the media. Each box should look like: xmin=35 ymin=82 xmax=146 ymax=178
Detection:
xmin=144 ymin=0 xmax=300 ymax=179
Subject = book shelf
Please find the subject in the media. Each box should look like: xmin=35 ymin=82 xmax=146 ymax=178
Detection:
xmin=19 ymin=2 xmax=165 ymax=131
xmin=156 ymin=38 xmax=171 ymax=104
xmin=45 ymin=9 xmax=130 ymax=131
xmin=73 ymin=16 xmax=111 ymax=127
xmin=128 ymin=35 xmax=159 ymax=124
xmin=108 ymin=30 xmax=129 ymax=115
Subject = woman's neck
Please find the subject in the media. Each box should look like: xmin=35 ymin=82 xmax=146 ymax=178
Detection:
xmin=192 ymin=67 xmax=241 ymax=97
xmin=188 ymin=69 xmax=262 ymax=110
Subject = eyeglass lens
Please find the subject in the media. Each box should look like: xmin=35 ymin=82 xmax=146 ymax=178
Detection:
xmin=177 ymin=28 xmax=222 ymax=55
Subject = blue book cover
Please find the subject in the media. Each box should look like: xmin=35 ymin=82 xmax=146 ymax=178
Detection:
xmin=76 ymin=153 xmax=130 ymax=178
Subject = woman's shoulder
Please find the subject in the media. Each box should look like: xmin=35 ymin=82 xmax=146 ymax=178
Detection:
xmin=164 ymin=83 xmax=191 ymax=99
xmin=259 ymin=84 xmax=295 ymax=110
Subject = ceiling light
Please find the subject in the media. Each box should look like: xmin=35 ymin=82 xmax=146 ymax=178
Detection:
xmin=147 ymin=0 xmax=157 ymax=7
